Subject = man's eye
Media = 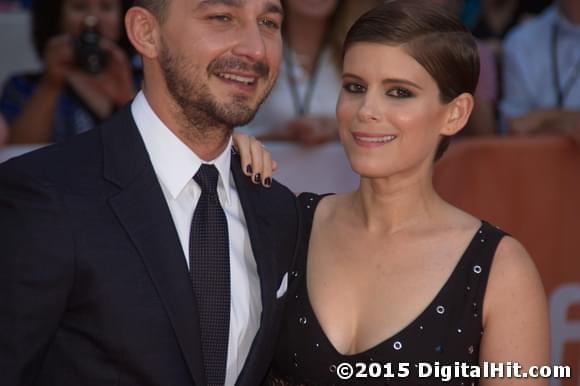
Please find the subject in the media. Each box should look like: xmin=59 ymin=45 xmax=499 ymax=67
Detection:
xmin=386 ymin=87 xmax=413 ymax=98
xmin=209 ymin=15 xmax=232 ymax=22
xmin=343 ymin=83 xmax=366 ymax=93
xmin=259 ymin=18 xmax=280 ymax=29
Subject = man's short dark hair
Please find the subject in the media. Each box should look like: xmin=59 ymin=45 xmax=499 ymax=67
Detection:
xmin=133 ymin=0 xmax=169 ymax=21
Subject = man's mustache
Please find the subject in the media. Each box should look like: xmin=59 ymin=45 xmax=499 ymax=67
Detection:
xmin=208 ymin=57 xmax=269 ymax=78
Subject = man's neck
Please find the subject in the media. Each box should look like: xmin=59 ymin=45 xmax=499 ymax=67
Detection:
xmin=180 ymin=131 xmax=231 ymax=162
xmin=142 ymin=85 xmax=231 ymax=161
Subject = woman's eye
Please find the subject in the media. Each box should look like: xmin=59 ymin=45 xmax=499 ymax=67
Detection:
xmin=343 ymin=83 xmax=366 ymax=93
xmin=259 ymin=18 xmax=280 ymax=30
xmin=386 ymin=87 xmax=413 ymax=98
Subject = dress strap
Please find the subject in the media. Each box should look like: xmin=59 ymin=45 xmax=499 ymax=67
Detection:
xmin=464 ymin=221 xmax=509 ymax=328
xmin=295 ymin=192 xmax=332 ymax=273
xmin=297 ymin=192 xmax=324 ymax=222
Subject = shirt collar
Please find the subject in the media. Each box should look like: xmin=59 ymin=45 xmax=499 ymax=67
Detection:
xmin=131 ymin=90 xmax=233 ymax=203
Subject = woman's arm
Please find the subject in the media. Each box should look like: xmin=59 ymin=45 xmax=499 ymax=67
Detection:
xmin=9 ymin=36 xmax=73 ymax=144
xmin=479 ymin=236 xmax=550 ymax=385
xmin=9 ymin=78 xmax=62 ymax=144
xmin=0 ymin=114 xmax=8 ymax=145
xmin=67 ymin=38 xmax=136 ymax=120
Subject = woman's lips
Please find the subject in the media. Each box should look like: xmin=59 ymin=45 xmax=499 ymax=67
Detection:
xmin=352 ymin=132 xmax=398 ymax=147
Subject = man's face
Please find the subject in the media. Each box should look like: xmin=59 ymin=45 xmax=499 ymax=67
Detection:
xmin=157 ymin=0 xmax=283 ymax=129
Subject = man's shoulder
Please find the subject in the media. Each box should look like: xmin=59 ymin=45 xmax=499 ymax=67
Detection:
xmin=230 ymin=155 xmax=298 ymax=219
xmin=249 ymin=174 xmax=297 ymax=210
xmin=0 ymin=106 xmax=135 ymax=183
xmin=0 ymin=129 xmax=101 ymax=181
xmin=267 ymin=177 xmax=295 ymax=199
xmin=229 ymin=152 xmax=294 ymax=198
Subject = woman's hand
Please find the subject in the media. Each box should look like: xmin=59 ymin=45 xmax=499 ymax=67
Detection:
xmin=66 ymin=38 xmax=135 ymax=119
xmin=233 ymin=133 xmax=277 ymax=188
xmin=94 ymin=38 xmax=136 ymax=107
xmin=42 ymin=35 xmax=76 ymax=89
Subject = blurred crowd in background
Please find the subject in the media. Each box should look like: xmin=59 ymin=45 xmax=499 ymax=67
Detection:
xmin=0 ymin=0 xmax=578 ymax=148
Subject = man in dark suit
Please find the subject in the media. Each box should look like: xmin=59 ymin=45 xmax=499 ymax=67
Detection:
xmin=0 ymin=0 xmax=298 ymax=385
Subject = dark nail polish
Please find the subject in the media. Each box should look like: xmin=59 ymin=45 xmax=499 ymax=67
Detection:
xmin=246 ymin=165 xmax=253 ymax=174
xmin=253 ymin=173 xmax=261 ymax=184
xmin=264 ymin=177 xmax=272 ymax=187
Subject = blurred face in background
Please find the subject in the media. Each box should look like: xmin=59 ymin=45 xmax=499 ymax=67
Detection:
xmin=60 ymin=0 xmax=122 ymax=41
xmin=284 ymin=0 xmax=338 ymax=20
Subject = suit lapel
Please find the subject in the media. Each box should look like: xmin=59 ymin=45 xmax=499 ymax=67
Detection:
xmin=102 ymin=108 xmax=206 ymax=385
xmin=230 ymin=156 xmax=281 ymax=385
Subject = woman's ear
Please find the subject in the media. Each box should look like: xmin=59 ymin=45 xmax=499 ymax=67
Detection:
xmin=441 ymin=93 xmax=474 ymax=136
xmin=125 ymin=6 xmax=161 ymax=59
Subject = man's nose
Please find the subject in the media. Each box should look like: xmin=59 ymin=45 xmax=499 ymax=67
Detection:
xmin=231 ymin=24 xmax=267 ymax=63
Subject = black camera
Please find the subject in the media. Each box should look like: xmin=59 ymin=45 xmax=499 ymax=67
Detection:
xmin=74 ymin=16 xmax=108 ymax=74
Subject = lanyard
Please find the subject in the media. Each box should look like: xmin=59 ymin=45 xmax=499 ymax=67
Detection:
xmin=551 ymin=23 xmax=580 ymax=107
xmin=283 ymin=43 xmax=325 ymax=116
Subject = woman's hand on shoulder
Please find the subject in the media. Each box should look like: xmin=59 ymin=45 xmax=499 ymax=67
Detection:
xmin=480 ymin=236 xmax=549 ymax=385
xmin=233 ymin=132 xmax=277 ymax=188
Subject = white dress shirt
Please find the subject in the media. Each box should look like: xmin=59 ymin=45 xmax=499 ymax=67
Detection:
xmin=131 ymin=91 xmax=261 ymax=386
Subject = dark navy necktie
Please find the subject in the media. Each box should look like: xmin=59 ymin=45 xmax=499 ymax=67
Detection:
xmin=190 ymin=164 xmax=230 ymax=385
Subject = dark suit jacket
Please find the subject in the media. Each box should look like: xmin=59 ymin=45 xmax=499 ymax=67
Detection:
xmin=0 ymin=106 xmax=300 ymax=386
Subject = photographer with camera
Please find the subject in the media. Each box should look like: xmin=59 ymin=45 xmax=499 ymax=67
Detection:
xmin=0 ymin=0 xmax=139 ymax=144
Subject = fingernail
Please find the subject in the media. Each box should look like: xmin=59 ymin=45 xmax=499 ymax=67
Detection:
xmin=246 ymin=165 xmax=253 ymax=174
xmin=264 ymin=177 xmax=272 ymax=187
xmin=253 ymin=173 xmax=261 ymax=184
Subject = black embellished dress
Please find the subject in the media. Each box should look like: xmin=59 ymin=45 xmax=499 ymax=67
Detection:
xmin=266 ymin=193 xmax=507 ymax=385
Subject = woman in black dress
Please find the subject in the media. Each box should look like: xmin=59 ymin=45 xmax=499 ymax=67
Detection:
xmin=237 ymin=1 xmax=549 ymax=384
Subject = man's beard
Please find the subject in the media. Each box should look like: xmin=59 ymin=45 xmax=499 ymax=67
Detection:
xmin=159 ymin=40 xmax=272 ymax=133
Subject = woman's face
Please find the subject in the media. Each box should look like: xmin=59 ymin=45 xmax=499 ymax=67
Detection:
xmin=337 ymin=42 xmax=456 ymax=179
xmin=284 ymin=0 xmax=338 ymax=20
xmin=60 ymin=0 xmax=122 ymax=41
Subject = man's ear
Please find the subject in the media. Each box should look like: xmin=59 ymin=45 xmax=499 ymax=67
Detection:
xmin=441 ymin=93 xmax=474 ymax=136
xmin=125 ymin=6 xmax=161 ymax=59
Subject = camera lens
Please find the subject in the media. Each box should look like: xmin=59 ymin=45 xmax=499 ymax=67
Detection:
xmin=74 ymin=16 xmax=108 ymax=74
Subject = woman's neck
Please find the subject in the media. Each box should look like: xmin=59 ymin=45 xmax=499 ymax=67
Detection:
xmin=351 ymin=171 xmax=446 ymax=234
xmin=285 ymin=13 xmax=331 ymax=73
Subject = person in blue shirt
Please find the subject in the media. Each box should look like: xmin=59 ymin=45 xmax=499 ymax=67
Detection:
xmin=501 ymin=0 xmax=580 ymax=137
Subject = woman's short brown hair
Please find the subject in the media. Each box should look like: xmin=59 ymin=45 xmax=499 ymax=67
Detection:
xmin=343 ymin=0 xmax=480 ymax=161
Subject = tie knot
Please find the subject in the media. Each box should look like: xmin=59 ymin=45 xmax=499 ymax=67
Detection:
xmin=194 ymin=164 xmax=220 ymax=194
